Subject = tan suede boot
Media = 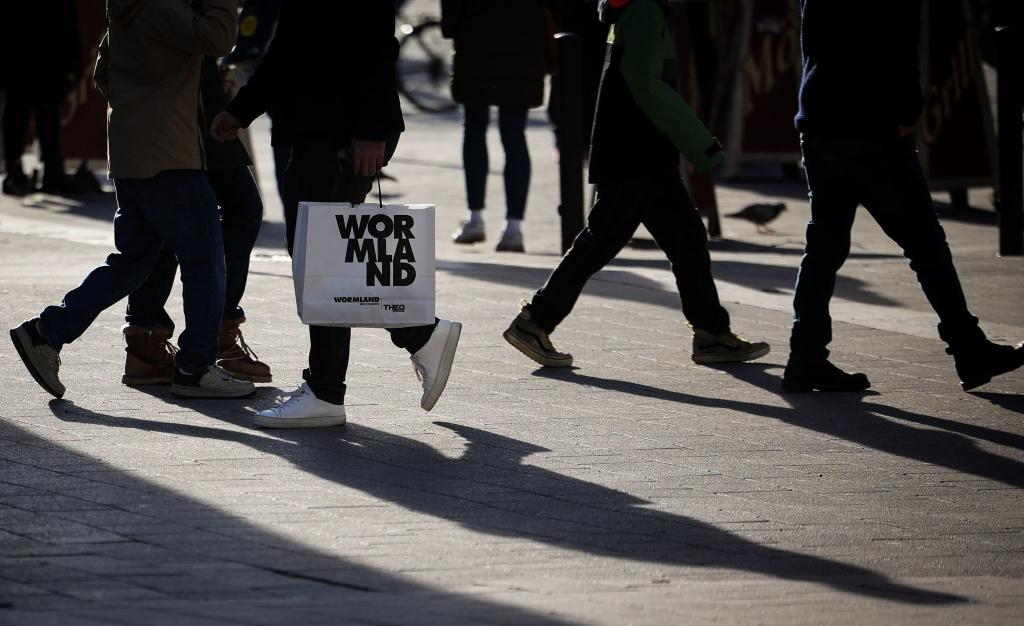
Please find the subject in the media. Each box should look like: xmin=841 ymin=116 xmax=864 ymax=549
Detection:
xmin=122 ymin=325 xmax=176 ymax=385
xmin=217 ymin=317 xmax=272 ymax=383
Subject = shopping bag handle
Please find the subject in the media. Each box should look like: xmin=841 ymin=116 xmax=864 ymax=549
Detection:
xmin=376 ymin=172 xmax=383 ymax=209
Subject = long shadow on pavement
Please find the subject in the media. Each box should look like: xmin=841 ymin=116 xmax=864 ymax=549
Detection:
xmin=57 ymin=395 xmax=962 ymax=606
xmin=438 ymin=259 xmax=899 ymax=310
xmin=9 ymin=404 xmax=572 ymax=624
xmin=532 ymin=365 xmax=1024 ymax=487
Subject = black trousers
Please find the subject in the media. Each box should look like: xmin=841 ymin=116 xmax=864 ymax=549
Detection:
xmin=283 ymin=134 xmax=434 ymax=404
xmin=530 ymin=175 xmax=730 ymax=335
xmin=2 ymin=86 xmax=63 ymax=170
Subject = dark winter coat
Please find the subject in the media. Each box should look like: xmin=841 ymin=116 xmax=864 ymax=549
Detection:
xmin=441 ymin=0 xmax=548 ymax=108
xmin=226 ymin=0 xmax=405 ymax=148
xmin=0 ymin=0 xmax=83 ymax=96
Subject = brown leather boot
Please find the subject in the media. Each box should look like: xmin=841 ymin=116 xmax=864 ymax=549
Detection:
xmin=218 ymin=317 xmax=272 ymax=383
xmin=122 ymin=325 xmax=176 ymax=385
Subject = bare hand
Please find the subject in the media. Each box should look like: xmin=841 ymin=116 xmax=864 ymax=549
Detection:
xmin=898 ymin=125 xmax=916 ymax=137
xmin=352 ymin=139 xmax=386 ymax=177
xmin=210 ymin=111 xmax=242 ymax=143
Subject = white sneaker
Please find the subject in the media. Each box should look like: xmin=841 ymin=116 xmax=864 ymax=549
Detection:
xmin=411 ymin=319 xmax=462 ymax=411
xmin=254 ymin=383 xmax=347 ymax=428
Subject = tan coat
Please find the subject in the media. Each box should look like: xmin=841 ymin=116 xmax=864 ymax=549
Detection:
xmin=95 ymin=0 xmax=237 ymax=179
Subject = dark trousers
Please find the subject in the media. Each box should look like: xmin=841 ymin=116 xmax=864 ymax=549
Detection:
xmin=529 ymin=175 xmax=730 ymax=335
xmin=38 ymin=171 xmax=225 ymax=372
xmin=462 ymin=104 xmax=530 ymax=219
xmin=126 ymin=165 xmax=263 ymax=331
xmin=283 ymin=134 xmax=434 ymax=404
xmin=2 ymin=86 xmax=62 ymax=171
xmin=790 ymin=134 xmax=985 ymax=365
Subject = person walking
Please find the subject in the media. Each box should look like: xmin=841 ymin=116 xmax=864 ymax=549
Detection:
xmin=210 ymin=1 xmax=462 ymax=428
xmin=503 ymin=0 xmax=769 ymax=368
xmin=1 ymin=0 xmax=83 ymax=196
xmin=120 ymin=54 xmax=271 ymax=386
xmin=783 ymin=0 xmax=1024 ymax=392
xmin=442 ymin=0 xmax=548 ymax=253
xmin=9 ymin=0 xmax=254 ymax=400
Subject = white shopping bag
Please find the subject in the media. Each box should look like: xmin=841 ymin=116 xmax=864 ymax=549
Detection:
xmin=292 ymin=202 xmax=435 ymax=327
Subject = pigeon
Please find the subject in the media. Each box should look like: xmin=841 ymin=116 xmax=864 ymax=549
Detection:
xmin=725 ymin=202 xmax=786 ymax=233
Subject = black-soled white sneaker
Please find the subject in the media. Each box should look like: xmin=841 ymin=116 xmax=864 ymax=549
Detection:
xmin=171 ymin=365 xmax=256 ymax=398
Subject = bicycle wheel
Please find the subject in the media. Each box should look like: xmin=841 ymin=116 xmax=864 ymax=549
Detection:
xmin=397 ymin=20 xmax=457 ymax=114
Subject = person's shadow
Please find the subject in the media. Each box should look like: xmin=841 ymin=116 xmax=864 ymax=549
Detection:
xmin=52 ymin=395 xmax=964 ymax=606
xmin=532 ymin=364 xmax=1024 ymax=488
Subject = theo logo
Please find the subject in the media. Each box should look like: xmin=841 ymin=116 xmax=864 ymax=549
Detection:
xmin=336 ymin=214 xmax=416 ymax=287
xmin=383 ymin=304 xmax=406 ymax=312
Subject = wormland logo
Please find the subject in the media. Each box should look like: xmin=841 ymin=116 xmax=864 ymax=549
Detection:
xmin=334 ymin=296 xmax=380 ymax=305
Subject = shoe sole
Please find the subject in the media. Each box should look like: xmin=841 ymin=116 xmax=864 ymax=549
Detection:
xmin=253 ymin=414 xmax=346 ymax=429
xmin=170 ymin=384 xmax=256 ymax=399
xmin=122 ymin=376 xmax=172 ymax=385
xmin=781 ymin=379 xmax=871 ymax=393
xmin=692 ymin=344 xmax=771 ymax=364
xmin=10 ymin=327 xmax=65 ymax=399
xmin=421 ymin=321 xmax=462 ymax=411
xmin=453 ymin=235 xmax=485 ymax=244
xmin=503 ymin=329 xmax=574 ymax=367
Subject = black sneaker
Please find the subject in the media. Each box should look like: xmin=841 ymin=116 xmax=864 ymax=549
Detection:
xmin=2 ymin=170 xmax=34 ymax=196
xmin=782 ymin=359 xmax=870 ymax=393
xmin=503 ymin=301 xmax=573 ymax=367
xmin=952 ymin=341 xmax=1024 ymax=392
xmin=10 ymin=319 xmax=65 ymax=398
xmin=171 ymin=365 xmax=256 ymax=398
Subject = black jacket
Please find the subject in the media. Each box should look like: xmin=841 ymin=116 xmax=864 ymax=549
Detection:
xmin=795 ymin=0 xmax=924 ymax=137
xmin=441 ymin=0 xmax=548 ymax=107
xmin=226 ymin=1 xmax=404 ymax=147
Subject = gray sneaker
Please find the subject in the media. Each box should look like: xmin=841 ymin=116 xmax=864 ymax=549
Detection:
xmin=171 ymin=365 xmax=256 ymax=398
xmin=503 ymin=302 xmax=573 ymax=367
xmin=692 ymin=328 xmax=770 ymax=364
xmin=496 ymin=229 xmax=524 ymax=252
xmin=453 ymin=219 xmax=485 ymax=244
xmin=10 ymin=319 xmax=65 ymax=399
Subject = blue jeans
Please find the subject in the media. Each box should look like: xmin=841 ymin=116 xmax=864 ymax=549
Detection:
xmin=463 ymin=104 xmax=530 ymax=219
xmin=790 ymin=134 xmax=985 ymax=365
xmin=126 ymin=166 xmax=263 ymax=330
xmin=38 ymin=170 xmax=226 ymax=372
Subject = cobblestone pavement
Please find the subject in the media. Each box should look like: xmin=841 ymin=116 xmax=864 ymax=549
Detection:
xmin=0 ymin=100 xmax=1022 ymax=624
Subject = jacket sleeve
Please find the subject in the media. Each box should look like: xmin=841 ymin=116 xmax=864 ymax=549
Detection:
xmin=349 ymin=3 xmax=403 ymax=141
xmin=94 ymin=31 xmax=110 ymax=100
xmin=618 ymin=1 xmax=723 ymax=172
xmin=225 ymin=0 xmax=290 ymax=127
xmin=141 ymin=0 xmax=238 ymax=57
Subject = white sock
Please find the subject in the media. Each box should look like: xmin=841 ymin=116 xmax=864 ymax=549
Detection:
xmin=466 ymin=210 xmax=484 ymax=226
xmin=504 ymin=218 xmax=522 ymax=235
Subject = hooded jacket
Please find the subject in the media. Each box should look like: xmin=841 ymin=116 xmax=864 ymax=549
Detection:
xmin=588 ymin=0 xmax=723 ymax=183
xmin=95 ymin=0 xmax=237 ymax=179
xmin=225 ymin=1 xmax=404 ymax=148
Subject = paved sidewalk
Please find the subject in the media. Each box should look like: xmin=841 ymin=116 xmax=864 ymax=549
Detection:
xmin=0 ymin=103 xmax=1022 ymax=624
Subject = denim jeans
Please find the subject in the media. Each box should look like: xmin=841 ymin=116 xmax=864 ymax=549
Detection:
xmin=463 ymin=104 xmax=530 ymax=219
xmin=38 ymin=170 xmax=225 ymax=372
xmin=283 ymin=134 xmax=435 ymax=404
xmin=126 ymin=165 xmax=263 ymax=330
xmin=790 ymin=134 xmax=985 ymax=365
xmin=530 ymin=175 xmax=730 ymax=335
